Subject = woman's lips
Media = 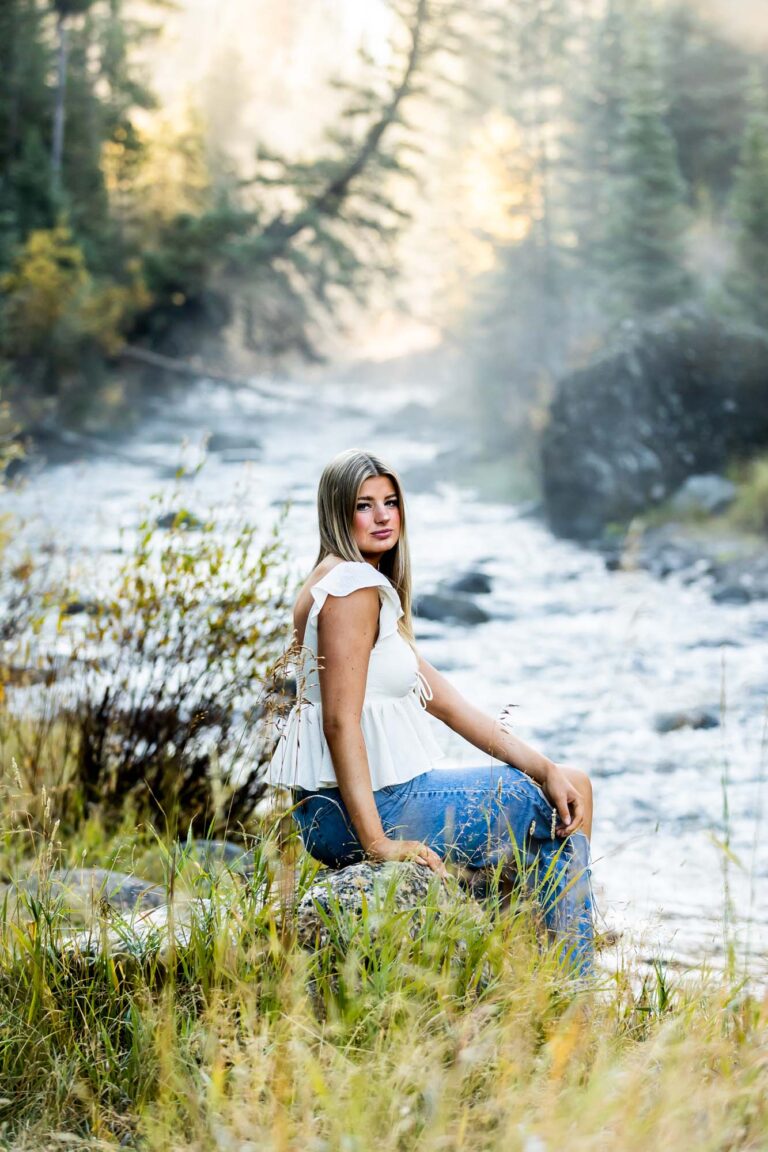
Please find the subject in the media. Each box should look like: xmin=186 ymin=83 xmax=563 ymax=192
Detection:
xmin=371 ymin=529 xmax=393 ymax=538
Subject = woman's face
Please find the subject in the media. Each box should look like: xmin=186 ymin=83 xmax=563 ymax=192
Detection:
xmin=352 ymin=475 xmax=401 ymax=565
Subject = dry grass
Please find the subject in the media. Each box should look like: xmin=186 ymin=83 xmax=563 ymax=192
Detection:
xmin=0 ymin=788 xmax=766 ymax=1152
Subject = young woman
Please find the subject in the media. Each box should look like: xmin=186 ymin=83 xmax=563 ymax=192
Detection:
xmin=268 ymin=449 xmax=594 ymax=970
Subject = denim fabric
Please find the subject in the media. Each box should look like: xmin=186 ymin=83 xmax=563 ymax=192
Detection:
xmin=292 ymin=765 xmax=593 ymax=974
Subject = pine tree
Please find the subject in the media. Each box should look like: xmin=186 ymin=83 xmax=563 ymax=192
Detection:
xmin=602 ymin=22 xmax=691 ymax=317
xmin=0 ymin=0 xmax=55 ymax=244
xmin=730 ymin=78 xmax=768 ymax=329
xmin=481 ymin=0 xmax=581 ymax=379
xmin=661 ymin=4 xmax=754 ymax=208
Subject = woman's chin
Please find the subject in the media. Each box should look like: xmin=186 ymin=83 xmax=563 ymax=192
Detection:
xmin=362 ymin=539 xmax=397 ymax=562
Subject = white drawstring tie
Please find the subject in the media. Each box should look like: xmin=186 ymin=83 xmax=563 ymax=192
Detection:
xmin=414 ymin=669 xmax=433 ymax=709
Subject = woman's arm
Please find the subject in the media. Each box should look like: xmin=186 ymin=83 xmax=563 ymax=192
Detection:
xmin=317 ymin=590 xmax=445 ymax=874
xmin=418 ymin=655 xmax=584 ymax=837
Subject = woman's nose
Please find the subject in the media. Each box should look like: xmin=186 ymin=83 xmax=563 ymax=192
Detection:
xmin=375 ymin=503 xmax=391 ymax=522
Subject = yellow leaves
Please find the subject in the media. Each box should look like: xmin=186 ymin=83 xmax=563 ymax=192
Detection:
xmin=1 ymin=226 xmax=88 ymax=352
xmin=545 ymin=1008 xmax=587 ymax=1084
xmin=2 ymin=225 xmax=152 ymax=362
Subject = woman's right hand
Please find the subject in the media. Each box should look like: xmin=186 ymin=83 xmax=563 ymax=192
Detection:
xmin=366 ymin=835 xmax=447 ymax=878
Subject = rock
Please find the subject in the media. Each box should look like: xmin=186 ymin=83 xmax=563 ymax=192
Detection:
xmin=180 ymin=839 xmax=255 ymax=877
xmin=669 ymin=474 xmax=737 ymax=517
xmin=206 ymin=431 xmax=262 ymax=455
xmin=541 ymin=308 xmax=768 ymax=540
xmin=711 ymin=583 xmax=752 ymax=605
xmin=155 ymin=509 xmax=204 ymax=530
xmin=445 ymin=570 xmax=493 ymax=595
xmin=295 ymin=860 xmax=470 ymax=949
xmin=61 ymin=598 xmax=101 ymax=617
xmin=66 ymin=899 xmax=220 ymax=965
xmin=710 ymin=553 xmax=768 ymax=603
xmin=413 ymin=592 xmax=490 ymax=626
xmin=630 ymin=524 xmax=713 ymax=580
xmin=14 ymin=868 xmax=165 ymax=916
xmin=653 ymin=707 xmax=720 ymax=734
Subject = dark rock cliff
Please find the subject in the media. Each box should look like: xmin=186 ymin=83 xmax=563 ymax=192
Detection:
xmin=541 ymin=309 xmax=768 ymax=540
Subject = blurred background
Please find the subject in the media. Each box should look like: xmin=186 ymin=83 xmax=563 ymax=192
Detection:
xmin=1 ymin=0 xmax=768 ymax=975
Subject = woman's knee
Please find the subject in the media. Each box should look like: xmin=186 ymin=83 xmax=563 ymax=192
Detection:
xmin=560 ymin=765 xmax=593 ymax=836
xmin=567 ymin=767 xmax=592 ymax=803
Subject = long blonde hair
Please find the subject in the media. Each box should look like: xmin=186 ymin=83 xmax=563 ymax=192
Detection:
xmin=314 ymin=449 xmax=415 ymax=643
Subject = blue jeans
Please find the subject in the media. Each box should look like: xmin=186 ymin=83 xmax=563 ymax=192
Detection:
xmin=292 ymin=766 xmax=593 ymax=974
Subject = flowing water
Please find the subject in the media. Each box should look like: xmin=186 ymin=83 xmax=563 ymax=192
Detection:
xmin=6 ymin=371 xmax=768 ymax=978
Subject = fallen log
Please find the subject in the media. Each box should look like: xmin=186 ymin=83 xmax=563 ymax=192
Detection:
xmin=118 ymin=345 xmax=283 ymax=399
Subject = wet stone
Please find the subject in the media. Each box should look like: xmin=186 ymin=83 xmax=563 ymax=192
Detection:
xmin=413 ymin=592 xmax=490 ymax=626
xmin=155 ymin=509 xmax=204 ymax=530
xmin=445 ymin=571 xmax=493 ymax=595
xmin=653 ymin=707 xmax=720 ymax=734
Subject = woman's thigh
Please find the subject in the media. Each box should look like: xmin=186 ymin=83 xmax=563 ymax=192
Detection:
xmin=292 ymin=767 xmax=558 ymax=868
xmin=382 ymin=765 xmax=557 ymax=867
xmin=291 ymin=788 xmax=364 ymax=868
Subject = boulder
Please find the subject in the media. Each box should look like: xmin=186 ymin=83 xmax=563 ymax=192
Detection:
xmin=180 ymin=838 xmax=255 ymax=877
xmin=295 ymin=860 xmax=472 ymax=949
xmin=413 ymin=592 xmax=490 ymax=626
xmin=541 ymin=309 xmax=768 ymax=540
xmin=14 ymin=867 xmax=165 ymax=915
xmin=11 ymin=859 xmax=264 ymax=967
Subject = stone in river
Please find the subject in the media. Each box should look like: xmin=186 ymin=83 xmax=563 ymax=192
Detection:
xmin=413 ymin=592 xmax=490 ymax=626
xmin=653 ymin=707 xmax=720 ymax=733
xmin=206 ymin=431 xmax=262 ymax=455
xmin=541 ymin=309 xmax=768 ymax=540
xmin=155 ymin=509 xmax=204 ymax=530
xmin=445 ymin=570 xmax=493 ymax=595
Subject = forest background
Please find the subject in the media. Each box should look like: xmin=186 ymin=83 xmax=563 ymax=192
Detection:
xmin=2 ymin=0 xmax=768 ymax=480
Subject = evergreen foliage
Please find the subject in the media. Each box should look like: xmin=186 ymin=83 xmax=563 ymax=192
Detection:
xmin=730 ymin=79 xmax=768 ymax=328
xmin=601 ymin=24 xmax=691 ymax=317
xmin=661 ymin=4 xmax=755 ymax=207
xmin=0 ymin=0 xmax=447 ymax=409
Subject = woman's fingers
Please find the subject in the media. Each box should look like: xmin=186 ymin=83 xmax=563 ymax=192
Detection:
xmin=407 ymin=840 xmax=447 ymax=878
xmin=557 ymin=790 xmax=584 ymax=837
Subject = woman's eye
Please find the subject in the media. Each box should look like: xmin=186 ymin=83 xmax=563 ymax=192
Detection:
xmin=356 ymin=503 xmax=370 ymax=511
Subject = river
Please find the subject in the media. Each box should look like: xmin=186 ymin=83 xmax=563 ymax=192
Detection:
xmin=6 ymin=369 xmax=768 ymax=980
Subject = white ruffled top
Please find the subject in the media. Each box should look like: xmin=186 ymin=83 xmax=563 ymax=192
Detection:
xmin=267 ymin=561 xmax=444 ymax=791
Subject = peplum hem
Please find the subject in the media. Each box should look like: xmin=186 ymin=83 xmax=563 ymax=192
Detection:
xmin=267 ymin=690 xmax=444 ymax=791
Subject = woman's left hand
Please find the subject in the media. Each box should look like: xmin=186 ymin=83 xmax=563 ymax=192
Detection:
xmin=541 ymin=762 xmax=584 ymax=838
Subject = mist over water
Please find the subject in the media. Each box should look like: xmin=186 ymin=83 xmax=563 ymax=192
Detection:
xmin=7 ymin=369 xmax=768 ymax=978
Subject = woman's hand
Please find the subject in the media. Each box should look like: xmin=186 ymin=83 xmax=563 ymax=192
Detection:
xmin=541 ymin=763 xmax=584 ymax=838
xmin=366 ymin=835 xmax=448 ymax=878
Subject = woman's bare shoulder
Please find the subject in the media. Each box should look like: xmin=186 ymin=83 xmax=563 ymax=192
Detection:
xmin=292 ymin=556 xmax=350 ymax=642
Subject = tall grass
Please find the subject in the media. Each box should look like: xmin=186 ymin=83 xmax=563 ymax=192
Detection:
xmin=1 ymin=800 xmax=767 ymax=1151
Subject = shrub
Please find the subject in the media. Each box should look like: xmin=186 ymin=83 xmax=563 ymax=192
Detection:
xmin=0 ymin=487 xmax=293 ymax=836
xmin=0 ymin=225 xmax=151 ymax=387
